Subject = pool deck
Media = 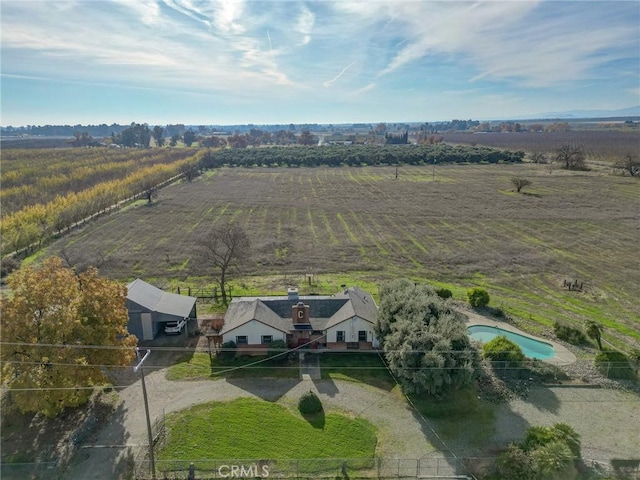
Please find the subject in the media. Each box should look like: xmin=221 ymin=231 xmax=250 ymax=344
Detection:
xmin=464 ymin=311 xmax=577 ymax=366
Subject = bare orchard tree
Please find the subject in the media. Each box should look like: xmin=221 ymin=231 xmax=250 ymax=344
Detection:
xmin=530 ymin=151 xmax=548 ymax=164
xmin=511 ymin=177 xmax=532 ymax=193
xmin=138 ymin=179 xmax=158 ymax=204
xmin=180 ymin=161 xmax=199 ymax=182
xmin=59 ymin=247 xmax=107 ymax=274
xmin=555 ymin=145 xmax=586 ymax=170
xmin=198 ymin=222 xmax=250 ymax=305
xmin=613 ymin=154 xmax=640 ymax=177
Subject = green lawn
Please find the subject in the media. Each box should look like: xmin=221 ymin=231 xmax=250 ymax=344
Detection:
xmin=319 ymin=352 xmax=396 ymax=391
xmin=166 ymin=352 xmax=299 ymax=381
xmin=158 ymin=398 xmax=377 ymax=466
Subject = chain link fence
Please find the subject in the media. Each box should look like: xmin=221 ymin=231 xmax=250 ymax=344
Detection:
xmin=134 ymin=456 xmax=476 ymax=480
xmin=134 ymin=455 xmax=640 ymax=480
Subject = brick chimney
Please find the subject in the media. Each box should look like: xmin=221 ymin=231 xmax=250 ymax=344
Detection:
xmin=292 ymin=301 xmax=310 ymax=324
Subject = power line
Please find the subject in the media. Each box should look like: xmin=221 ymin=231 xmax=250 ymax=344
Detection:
xmin=2 ymin=341 xmax=578 ymax=355
xmin=7 ymin=359 xmax=630 ymax=370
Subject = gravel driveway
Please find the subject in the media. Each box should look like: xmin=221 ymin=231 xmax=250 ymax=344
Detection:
xmin=62 ymin=367 xmax=640 ymax=479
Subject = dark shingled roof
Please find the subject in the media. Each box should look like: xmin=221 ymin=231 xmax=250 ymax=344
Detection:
xmin=221 ymin=287 xmax=377 ymax=336
xmin=261 ymin=298 xmax=348 ymax=318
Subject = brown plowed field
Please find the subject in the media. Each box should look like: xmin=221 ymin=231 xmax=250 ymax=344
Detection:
xmin=48 ymin=163 xmax=639 ymax=347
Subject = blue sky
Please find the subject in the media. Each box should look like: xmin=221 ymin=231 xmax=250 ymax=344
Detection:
xmin=1 ymin=0 xmax=639 ymax=126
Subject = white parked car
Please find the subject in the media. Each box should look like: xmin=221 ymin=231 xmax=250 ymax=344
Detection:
xmin=164 ymin=319 xmax=186 ymax=335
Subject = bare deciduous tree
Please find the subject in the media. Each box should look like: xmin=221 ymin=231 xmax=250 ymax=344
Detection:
xmin=613 ymin=154 xmax=640 ymax=177
xmin=180 ymin=162 xmax=198 ymax=182
xmin=198 ymin=222 xmax=250 ymax=305
xmin=511 ymin=177 xmax=532 ymax=193
xmin=555 ymin=145 xmax=586 ymax=170
xmin=59 ymin=247 xmax=107 ymax=274
xmin=138 ymin=179 xmax=158 ymax=204
xmin=530 ymin=151 xmax=548 ymax=164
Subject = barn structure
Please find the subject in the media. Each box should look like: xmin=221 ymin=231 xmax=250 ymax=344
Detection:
xmin=126 ymin=278 xmax=197 ymax=341
xmin=220 ymin=287 xmax=378 ymax=353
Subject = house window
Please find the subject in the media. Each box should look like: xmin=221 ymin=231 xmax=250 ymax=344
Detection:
xmin=336 ymin=331 xmax=345 ymax=342
xmin=236 ymin=335 xmax=248 ymax=345
xmin=261 ymin=335 xmax=273 ymax=344
xmin=358 ymin=330 xmax=367 ymax=342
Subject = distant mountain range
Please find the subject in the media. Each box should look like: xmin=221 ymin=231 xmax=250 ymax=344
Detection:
xmin=512 ymin=105 xmax=640 ymax=121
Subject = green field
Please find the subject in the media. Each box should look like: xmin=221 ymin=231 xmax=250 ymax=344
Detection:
xmin=45 ymin=163 xmax=639 ymax=349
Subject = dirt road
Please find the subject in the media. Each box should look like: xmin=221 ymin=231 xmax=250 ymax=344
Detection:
xmin=62 ymin=367 xmax=640 ymax=479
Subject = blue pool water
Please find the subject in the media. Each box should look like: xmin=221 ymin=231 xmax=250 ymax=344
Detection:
xmin=467 ymin=325 xmax=556 ymax=360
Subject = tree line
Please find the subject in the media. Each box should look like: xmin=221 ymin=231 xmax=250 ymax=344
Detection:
xmin=198 ymin=143 xmax=525 ymax=169
xmin=1 ymin=150 xmax=205 ymax=256
xmin=1 ymin=148 xmax=198 ymax=216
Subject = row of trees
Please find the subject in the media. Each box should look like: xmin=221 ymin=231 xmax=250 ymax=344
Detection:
xmin=198 ymin=144 xmax=525 ymax=169
xmin=66 ymin=124 xmax=200 ymax=148
xmin=2 ymin=148 xmax=198 ymax=216
xmin=384 ymin=131 xmax=409 ymax=145
xmin=2 ymin=151 xmax=204 ymax=255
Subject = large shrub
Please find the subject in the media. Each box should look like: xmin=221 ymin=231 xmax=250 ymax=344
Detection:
xmin=298 ymin=390 xmax=323 ymax=415
xmin=595 ymin=350 xmax=635 ymax=380
xmin=482 ymin=335 xmax=525 ymax=364
xmin=267 ymin=340 xmax=288 ymax=362
xmin=553 ymin=321 xmax=588 ymax=345
xmin=495 ymin=444 xmax=536 ymax=480
xmin=531 ymin=441 xmax=574 ymax=479
xmin=217 ymin=340 xmax=236 ymax=364
xmin=435 ymin=288 xmax=452 ymax=299
xmin=493 ymin=423 xmax=581 ymax=480
xmin=467 ymin=287 xmax=490 ymax=308
xmin=378 ymin=279 xmax=479 ymax=396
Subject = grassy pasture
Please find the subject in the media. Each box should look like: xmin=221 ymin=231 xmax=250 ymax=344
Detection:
xmin=47 ymin=163 xmax=639 ymax=348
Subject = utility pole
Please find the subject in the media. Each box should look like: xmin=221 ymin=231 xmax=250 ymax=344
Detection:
xmin=134 ymin=348 xmax=156 ymax=479
xmin=432 ymin=158 xmax=436 ymax=182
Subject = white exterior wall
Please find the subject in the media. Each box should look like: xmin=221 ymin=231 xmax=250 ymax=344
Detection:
xmin=222 ymin=320 xmax=287 ymax=345
xmin=326 ymin=317 xmax=378 ymax=347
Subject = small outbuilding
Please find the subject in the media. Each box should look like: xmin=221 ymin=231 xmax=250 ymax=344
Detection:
xmin=126 ymin=278 xmax=197 ymax=341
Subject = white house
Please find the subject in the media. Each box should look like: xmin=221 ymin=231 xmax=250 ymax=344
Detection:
xmin=221 ymin=287 xmax=379 ymax=352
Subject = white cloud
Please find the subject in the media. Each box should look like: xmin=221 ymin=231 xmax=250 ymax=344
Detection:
xmin=295 ymin=5 xmax=315 ymax=45
xmin=1 ymin=0 xmax=638 ymax=124
xmin=212 ymin=0 xmax=246 ymax=34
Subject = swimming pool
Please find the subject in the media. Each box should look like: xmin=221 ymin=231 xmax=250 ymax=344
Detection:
xmin=467 ymin=325 xmax=556 ymax=360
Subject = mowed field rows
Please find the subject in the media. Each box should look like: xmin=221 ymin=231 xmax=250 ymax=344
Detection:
xmin=49 ymin=163 xmax=640 ymax=347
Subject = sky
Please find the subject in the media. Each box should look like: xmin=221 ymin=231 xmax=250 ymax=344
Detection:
xmin=1 ymin=0 xmax=639 ymax=126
